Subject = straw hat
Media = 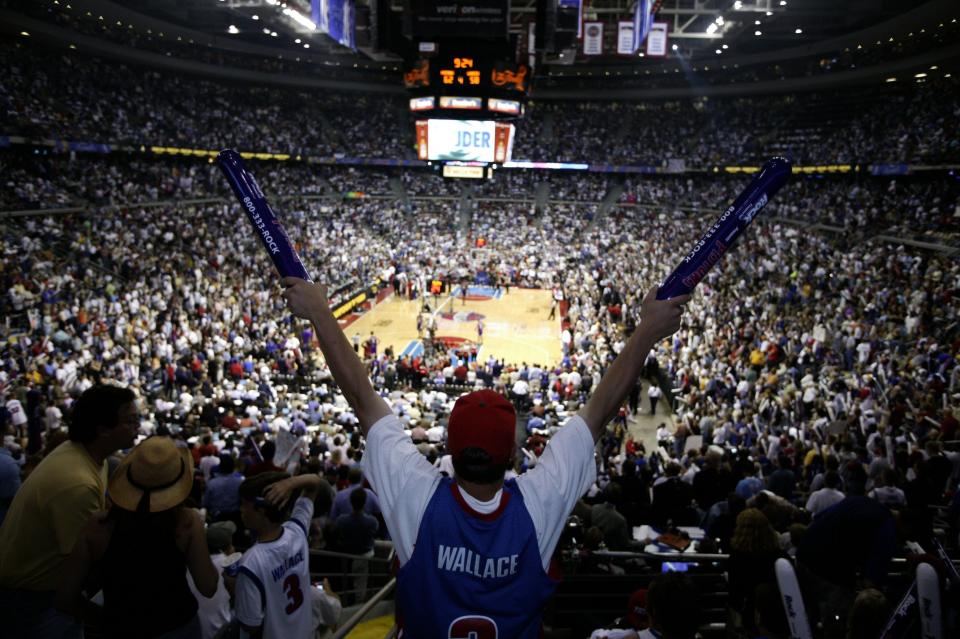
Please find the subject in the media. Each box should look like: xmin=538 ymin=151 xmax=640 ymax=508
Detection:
xmin=110 ymin=436 xmax=194 ymax=513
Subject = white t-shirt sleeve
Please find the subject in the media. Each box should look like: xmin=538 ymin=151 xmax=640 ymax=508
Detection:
xmin=364 ymin=413 xmax=441 ymax=565
xmin=516 ymin=415 xmax=596 ymax=570
xmin=234 ymin=568 xmax=265 ymax=628
xmin=288 ymin=496 xmax=314 ymax=537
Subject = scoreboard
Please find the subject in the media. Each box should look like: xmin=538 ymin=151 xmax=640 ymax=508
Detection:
xmin=403 ymin=42 xmax=526 ymax=177
xmin=403 ymin=52 xmax=528 ymax=120
xmin=415 ymin=119 xmax=514 ymax=164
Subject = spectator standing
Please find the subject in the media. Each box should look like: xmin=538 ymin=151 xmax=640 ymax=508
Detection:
xmin=767 ymin=455 xmax=797 ymax=502
xmin=805 ymin=471 xmax=845 ymax=517
xmin=235 ymin=471 xmax=321 ymax=639
xmin=334 ymin=488 xmax=379 ymax=604
xmin=187 ymin=522 xmax=238 ymax=639
xmin=0 ymin=429 xmax=21 ymax=526
xmin=56 ymin=436 xmax=218 ymax=638
xmin=329 ymin=466 xmax=381 ymax=520
xmin=648 ymin=384 xmax=662 ymax=415
xmin=204 ymin=454 xmax=244 ymax=523
xmin=281 ymin=277 xmax=687 ymax=636
xmin=244 ymin=440 xmax=283 ymax=477
xmin=0 ymin=385 xmax=140 ymax=639
xmin=726 ymin=508 xmax=784 ymax=634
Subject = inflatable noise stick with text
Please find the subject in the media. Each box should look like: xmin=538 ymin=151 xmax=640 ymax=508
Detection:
xmin=878 ymin=554 xmax=948 ymax=639
xmin=657 ymin=157 xmax=792 ymax=300
xmin=217 ymin=149 xmax=312 ymax=282
xmin=774 ymin=558 xmax=812 ymax=639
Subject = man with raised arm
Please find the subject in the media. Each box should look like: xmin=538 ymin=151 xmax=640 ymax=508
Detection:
xmin=282 ymin=277 xmax=688 ymax=638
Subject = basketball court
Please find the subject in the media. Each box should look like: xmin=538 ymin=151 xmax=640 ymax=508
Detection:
xmin=340 ymin=286 xmax=561 ymax=367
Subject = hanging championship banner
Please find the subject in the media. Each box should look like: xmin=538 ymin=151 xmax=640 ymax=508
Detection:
xmin=528 ymin=21 xmax=536 ymax=69
xmin=646 ymin=22 xmax=669 ymax=56
xmin=632 ymin=0 xmax=652 ymax=52
xmin=583 ymin=21 xmax=603 ymax=56
xmin=617 ymin=21 xmax=635 ymax=54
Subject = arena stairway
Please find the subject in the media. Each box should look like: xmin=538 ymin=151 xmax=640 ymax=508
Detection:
xmin=458 ymin=185 xmax=475 ymax=235
xmin=4 ymin=214 xmax=128 ymax=285
xmin=535 ymin=181 xmax=550 ymax=214
xmin=583 ymin=179 xmax=626 ymax=235
xmin=389 ymin=177 xmax=412 ymax=212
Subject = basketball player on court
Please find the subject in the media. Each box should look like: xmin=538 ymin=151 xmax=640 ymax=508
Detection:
xmin=282 ymin=277 xmax=688 ymax=637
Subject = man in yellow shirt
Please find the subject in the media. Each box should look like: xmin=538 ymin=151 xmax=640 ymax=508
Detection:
xmin=0 ymin=385 xmax=140 ymax=639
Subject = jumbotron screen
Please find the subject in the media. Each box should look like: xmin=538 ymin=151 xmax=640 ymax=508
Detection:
xmin=415 ymin=119 xmax=515 ymax=163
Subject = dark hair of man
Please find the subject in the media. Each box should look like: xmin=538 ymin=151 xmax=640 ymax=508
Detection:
xmin=648 ymin=572 xmax=700 ymax=639
xmin=452 ymin=447 xmax=511 ymax=485
xmin=824 ymin=471 xmax=841 ymax=489
xmin=350 ymin=486 xmax=367 ymax=513
xmin=239 ymin=471 xmax=296 ymax=523
xmin=260 ymin=440 xmax=276 ymax=462
xmin=347 ymin=466 xmax=363 ymax=485
xmin=218 ymin=454 xmax=235 ymax=475
xmin=68 ymin=385 xmax=136 ymax=444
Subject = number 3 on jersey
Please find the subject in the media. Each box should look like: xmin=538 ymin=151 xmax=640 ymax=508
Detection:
xmin=282 ymin=574 xmax=304 ymax=614
xmin=448 ymin=615 xmax=498 ymax=639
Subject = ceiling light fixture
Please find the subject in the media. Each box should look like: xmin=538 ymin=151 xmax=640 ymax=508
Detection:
xmin=755 ymin=30 xmax=762 ymax=36
xmin=227 ymin=25 xmax=239 ymax=34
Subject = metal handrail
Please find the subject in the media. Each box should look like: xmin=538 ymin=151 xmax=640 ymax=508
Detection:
xmin=329 ymin=577 xmax=397 ymax=639
xmin=591 ymin=550 xmax=731 ymax=561
xmin=383 ymin=624 xmax=398 ymax=639
xmin=310 ymin=548 xmax=394 ymax=564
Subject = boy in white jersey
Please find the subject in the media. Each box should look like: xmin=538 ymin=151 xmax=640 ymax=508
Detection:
xmin=235 ymin=471 xmax=321 ymax=639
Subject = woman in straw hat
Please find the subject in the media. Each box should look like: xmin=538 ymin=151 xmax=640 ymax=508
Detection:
xmin=57 ymin=436 xmax=219 ymax=638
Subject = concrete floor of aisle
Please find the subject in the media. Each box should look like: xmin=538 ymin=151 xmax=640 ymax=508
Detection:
xmin=624 ymin=379 xmax=675 ymax=455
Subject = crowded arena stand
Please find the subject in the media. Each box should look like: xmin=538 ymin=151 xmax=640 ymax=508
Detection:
xmin=1 ymin=0 xmax=959 ymax=638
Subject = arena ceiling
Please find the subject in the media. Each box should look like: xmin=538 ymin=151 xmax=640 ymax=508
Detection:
xmin=113 ymin=0 xmax=947 ymax=65
xmin=10 ymin=0 xmax=957 ymax=88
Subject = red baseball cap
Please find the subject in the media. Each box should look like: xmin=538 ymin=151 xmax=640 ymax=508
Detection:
xmin=626 ymin=588 xmax=649 ymax=629
xmin=447 ymin=390 xmax=516 ymax=465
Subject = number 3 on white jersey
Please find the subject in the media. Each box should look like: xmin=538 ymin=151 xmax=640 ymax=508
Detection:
xmin=448 ymin=615 xmax=498 ymax=639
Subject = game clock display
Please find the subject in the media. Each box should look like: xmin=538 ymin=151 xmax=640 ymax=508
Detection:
xmin=404 ymin=55 xmax=529 ymax=96
xmin=440 ymin=57 xmax=482 ymax=86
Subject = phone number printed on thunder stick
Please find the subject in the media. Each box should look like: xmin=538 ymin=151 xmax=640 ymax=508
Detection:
xmin=657 ymin=157 xmax=792 ymax=300
xmin=217 ymin=149 xmax=312 ymax=282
